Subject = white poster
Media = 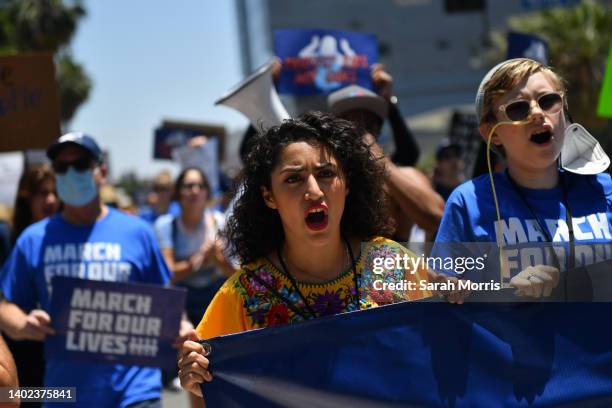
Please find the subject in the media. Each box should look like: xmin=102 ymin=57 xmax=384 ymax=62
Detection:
xmin=0 ymin=152 xmax=24 ymax=208
xmin=172 ymin=138 xmax=220 ymax=196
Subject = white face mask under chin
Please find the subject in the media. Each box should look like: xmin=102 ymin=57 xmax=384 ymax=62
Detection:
xmin=560 ymin=123 xmax=610 ymax=175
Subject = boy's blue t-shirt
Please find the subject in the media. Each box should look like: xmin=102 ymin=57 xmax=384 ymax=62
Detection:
xmin=433 ymin=171 xmax=612 ymax=282
xmin=0 ymin=208 xmax=171 ymax=408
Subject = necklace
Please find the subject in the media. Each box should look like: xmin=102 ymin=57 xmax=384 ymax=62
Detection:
xmin=280 ymin=243 xmax=350 ymax=282
xmin=276 ymin=237 xmax=359 ymax=320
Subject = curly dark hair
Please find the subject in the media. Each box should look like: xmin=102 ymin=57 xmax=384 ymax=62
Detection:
xmin=226 ymin=111 xmax=393 ymax=264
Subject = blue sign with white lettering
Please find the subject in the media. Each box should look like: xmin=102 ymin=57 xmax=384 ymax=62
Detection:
xmin=46 ymin=277 xmax=186 ymax=369
xmin=521 ymin=0 xmax=580 ymax=10
xmin=274 ymin=28 xmax=378 ymax=95
xmin=507 ymin=31 xmax=549 ymax=64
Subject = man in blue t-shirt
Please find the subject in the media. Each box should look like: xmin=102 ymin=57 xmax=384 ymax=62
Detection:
xmin=0 ymin=133 xmax=183 ymax=408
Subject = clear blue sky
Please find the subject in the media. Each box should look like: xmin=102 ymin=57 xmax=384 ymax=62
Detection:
xmin=70 ymin=0 xmax=249 ymax=180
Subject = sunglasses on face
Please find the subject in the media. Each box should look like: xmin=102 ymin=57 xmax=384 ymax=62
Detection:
xmin=180 ymin=182 xmax=207 ymax=192
xmin=153 ymin=184 xmax=172 ymax=193
xmin=52 ymin=156 xmax=94 ymax=174
xmin=497 ymin=92 xmax=564 ymax=122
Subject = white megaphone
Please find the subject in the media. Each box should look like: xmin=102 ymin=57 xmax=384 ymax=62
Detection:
xmin=215 ymin=59 xmax=290 ymax=129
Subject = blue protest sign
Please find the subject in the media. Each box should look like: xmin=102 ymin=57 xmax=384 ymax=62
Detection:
xmin=521 ymin=0 xmax=580 ymax=10
xmin=507 ymin=31 xmax=549 ymax=64
xmin=202 ymin=301 xmax=612 ymax=407
xmin=46 ymin=277 xmax=186 ymax=369
xmin=274 ymin=29 xmax=378 ymax=95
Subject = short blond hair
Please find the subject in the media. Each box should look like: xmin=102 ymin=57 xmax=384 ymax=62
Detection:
xmin=479 ymin=58 xmax=566 ymax=124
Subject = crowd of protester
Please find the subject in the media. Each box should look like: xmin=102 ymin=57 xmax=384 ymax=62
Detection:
xmin=0 ymin=57 xmax=609 ymax=407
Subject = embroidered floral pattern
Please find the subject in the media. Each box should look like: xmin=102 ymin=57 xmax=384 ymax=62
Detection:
xmin=232 ymin=237 xmax=430 ymax=330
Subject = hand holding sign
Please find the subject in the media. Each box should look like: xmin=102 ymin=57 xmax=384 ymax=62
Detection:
xmin=173 ymin=319 xmax=195 ymax=349
xmin=23 ymin=309 xmax=56 ymax=341
xmin=371 ymin=63 xmax=393 ymax=101
xmin=178 ymin=330 xmax=212 ymax=398
xmin=510 ymin=265 xmax=559 ymax=298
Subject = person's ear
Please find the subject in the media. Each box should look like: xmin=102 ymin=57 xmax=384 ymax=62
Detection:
xmin=95 ymin=163 xmax=108 ymax=185
xmin=479 ymin=123 xmax=501 ymax=146
xmin=261 ymin=186 xmax=277 ymax=209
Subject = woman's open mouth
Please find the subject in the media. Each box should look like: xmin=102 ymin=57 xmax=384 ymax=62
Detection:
xmin=304 ymin=204 xmax=328 ymax=231
xmin=530 ymin=129 xmax=553 ymax=145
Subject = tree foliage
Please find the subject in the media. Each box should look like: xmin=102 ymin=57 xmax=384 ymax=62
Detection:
xmin=487 ymin=0 xmax=612 ymax=139
xmin=0 ymin=0 xmax=91 ymax=126
xmin=506 ymin=0 xmax=612 ymax=134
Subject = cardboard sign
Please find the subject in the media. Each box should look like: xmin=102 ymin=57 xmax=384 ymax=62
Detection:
xmin=275 ymin=29 xmax=378 ymax=95
xmin=46 ymin=277 xmax=186 ymax=369
xmin=153 ymin=120 xmax=225 ymax=160
xmin=597 ymin=44 xmax=612 ymax=118
xmin=0 ymin=53 xmax=60 ymax=152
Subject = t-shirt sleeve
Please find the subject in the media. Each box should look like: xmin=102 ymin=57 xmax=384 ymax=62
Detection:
xmin=432 ymin=188 xmax=491 ymax=280
xmin=0 ymin=241 xmax=36 ymax=310
xmin=195 ymin=278 xmax=247 ymax=340
xmin=434 ymin=189 xmax=470 ymax=244
xmin=153 ymin=216 xmax=173 ymax=250
xmin=141 ymin=224 xmax=171 ymax=285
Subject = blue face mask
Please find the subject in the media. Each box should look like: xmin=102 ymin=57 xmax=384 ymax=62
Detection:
xmin=56 ymin=167 xmax=98 ymax=207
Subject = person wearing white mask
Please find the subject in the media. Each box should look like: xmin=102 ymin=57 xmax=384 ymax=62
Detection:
xmin=433 ymin=58 xmax=612 ymax=300
xmin=0 ymin=132 xmax=190 ymax=408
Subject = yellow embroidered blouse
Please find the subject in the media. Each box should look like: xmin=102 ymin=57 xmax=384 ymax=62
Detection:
xmin=196 ymin=237 xmax=431 ymax=340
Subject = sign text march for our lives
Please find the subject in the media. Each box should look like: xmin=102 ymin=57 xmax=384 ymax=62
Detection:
xmin=46 ymin=277 xmax=186 ymax=369
xmin=275 ymin=29 xmax=378 ymax=95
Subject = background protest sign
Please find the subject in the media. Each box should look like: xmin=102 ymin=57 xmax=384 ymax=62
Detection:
xmin=46 ymin=277 xmax=186 ymax=369
xmin=172 ymin=137 xmax=220 ymax=196
xmin=597 ymin=44 xmax=612 ymax=118
xmin=153 ymin=119 xmax=225 ymax=160
xmin=275 ymin=28 xmax=378 ymax=95
xmin=0 ymin=53 xmax=61 ymax=153
xmin=506 ymin=31 xmax=549 ymax=64
xmin=202 ymin=301 xmax=612 ymax=407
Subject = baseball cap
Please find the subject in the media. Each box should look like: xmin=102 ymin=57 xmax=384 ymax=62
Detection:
xmin=46 ymin=132 xmax=102 ymax=162
xmin=327 ymin=85 xmax=388 ymax=121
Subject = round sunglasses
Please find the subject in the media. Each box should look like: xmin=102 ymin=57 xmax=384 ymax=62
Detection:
xmin=497 ymin=92 xmax=564 ymax=122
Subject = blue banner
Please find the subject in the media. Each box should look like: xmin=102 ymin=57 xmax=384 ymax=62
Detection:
xmin=202 ymin=300 xmax=612 ymax=407
xmin=274 ymin=29 xmax=378 ymax=95
xmin=46 ymin=277 xmax=186 ymax=369
xmin=507 ymin=31 xmax=550 ymax=64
